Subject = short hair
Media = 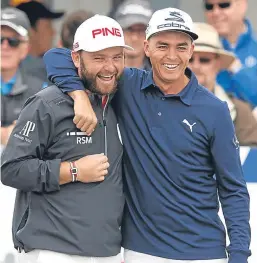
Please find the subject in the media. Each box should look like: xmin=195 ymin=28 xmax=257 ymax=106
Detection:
xmin=60 ymin=10 xmax=94 ymax=49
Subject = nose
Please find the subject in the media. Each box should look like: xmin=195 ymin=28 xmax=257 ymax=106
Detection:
xmin=130 ymin=32 xmax=140 ymax=41
xmin=1 ymin=39 xmax=10 ymax=49
xmin=103 ymin=58 xmax=116 ymax=72
xmin=189 ymin=57 xmax=201 ymax=71
xmin=166 ymin=47 xmax=177 ymax=60
xmin=211 ymin=5 xmax=222 ymax=16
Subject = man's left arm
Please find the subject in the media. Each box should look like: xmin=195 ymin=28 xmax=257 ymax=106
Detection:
xmin=210 ymin=102 xmax=251 ymax=263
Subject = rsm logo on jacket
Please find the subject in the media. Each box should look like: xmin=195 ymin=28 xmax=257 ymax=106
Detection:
xmin=67 ymin=131 xmax=92 ymax=144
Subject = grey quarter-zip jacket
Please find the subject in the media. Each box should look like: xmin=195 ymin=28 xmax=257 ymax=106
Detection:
xmin=1 ymin=67 xmax=43 ymax=127
xmin=1 ymin=85 xmax=124 ymax=257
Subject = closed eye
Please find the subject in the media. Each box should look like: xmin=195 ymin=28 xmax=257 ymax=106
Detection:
xmin=177 ymin=46 xmax=187 ymax=51
xmin=113 ymin=55 xmax=123 ymax=61
xmin=157 ymin=45 xmax=168 ymax=50
xmin=94 ymin=57 xmax=105 ymax=61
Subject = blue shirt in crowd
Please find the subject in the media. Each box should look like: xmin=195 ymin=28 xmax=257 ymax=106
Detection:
xmin=43 ymin=48 xmax=251 ymax=263
xmin=1 ymin=75 xmax=17 ymax=95
xmin=217 ymin=19 xmax=257 ymax=107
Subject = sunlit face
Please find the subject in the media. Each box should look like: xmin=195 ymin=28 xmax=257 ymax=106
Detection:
xmin=1 ymin=26 xmax=29 ymax=72
xmin=123 ymin=23 xmax=146 ymax=59
xmin=31 ymin=18 xmax=55 ymax=55
xmin=72 ymin=46 xmax=125 ymax=95
xmin=204 ymin=0 xmax=247 ymax=37
xmin=188 ymin=51 xmax=220 ymax=91
xmin=144 ymin=31 xmax=194 ymax=90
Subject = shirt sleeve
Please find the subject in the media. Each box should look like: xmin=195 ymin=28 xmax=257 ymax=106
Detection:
xmin=1 ymin=95 xmax=61 ymax=193
xmin=210 ymin=102 xmax=251 ymax=263
xmin=43 ymin=48 xmax=85 ymax=93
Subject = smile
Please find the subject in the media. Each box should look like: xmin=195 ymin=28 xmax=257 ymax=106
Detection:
xmin=97 ymin=74 xmax=115 ymax=81
xmin=163 ymin=64 xmax=179 ymax=70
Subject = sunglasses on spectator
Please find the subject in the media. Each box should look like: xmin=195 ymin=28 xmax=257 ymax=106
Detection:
xmin=189 ymin=57 xmax=213 ymax=64
xmin=204 ymin=2 xmax=231 ymax=11
xmin=1 ymin=37 xmax=26 ymax=48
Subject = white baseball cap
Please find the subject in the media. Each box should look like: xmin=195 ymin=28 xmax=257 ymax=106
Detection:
xmin=146 ymin=8 xmax=198 ymax=41
xmin=73 ymin=14 xmax=133 ymax=52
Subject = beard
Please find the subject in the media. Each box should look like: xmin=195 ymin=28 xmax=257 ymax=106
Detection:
xmin=80 ymin=57 xmax=121 ymax=96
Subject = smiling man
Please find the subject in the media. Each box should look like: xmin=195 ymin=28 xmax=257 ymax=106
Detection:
xmin=1 ymin=15 xmax=130 ymax=263
xmin=44 ymin=8 xmax=251 ymax=263
xmin=203 ymin=0 xmax=257 ymax=107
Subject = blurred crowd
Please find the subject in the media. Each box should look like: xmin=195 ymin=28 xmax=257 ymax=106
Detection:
xmin=1 ymin=0 xmax=257 ymax=147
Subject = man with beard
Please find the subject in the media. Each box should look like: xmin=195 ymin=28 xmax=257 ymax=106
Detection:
xmin=1 ymin=15 xmax=132 ymax=263
xmin=44 ymin=9 xmax=250 ymax=263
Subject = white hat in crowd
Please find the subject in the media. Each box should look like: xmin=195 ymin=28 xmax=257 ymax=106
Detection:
xmin=73 ymin=14 xmax=133 ymax=52
xmin=193 ymin=23 xmax=235 ymax=69
xmin=146 ymin=8 xmax=198 ymax=40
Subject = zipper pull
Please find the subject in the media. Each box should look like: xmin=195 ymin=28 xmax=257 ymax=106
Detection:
xmin=103 ymin=119 xmax=107 ymax=126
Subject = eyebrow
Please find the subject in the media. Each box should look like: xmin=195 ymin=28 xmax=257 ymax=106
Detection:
xmin=177 ymin=42 xmax=189 ymax=47
xmin=92 ymin=52 xmax=123 ymax=57
xmin=156 ymin=41 xmax=169 ymax=46
xmin=155 ymin=41 xmax=189 ymax=47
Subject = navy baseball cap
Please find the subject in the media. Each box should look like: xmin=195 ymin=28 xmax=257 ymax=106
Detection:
xmin=16 ymin=1 xmax=64 ymax=27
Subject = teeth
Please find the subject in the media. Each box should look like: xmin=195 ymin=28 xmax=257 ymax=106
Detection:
xmin=98 ymin=75 xmax=114 ymax=80
xmin=164 ymin=64 xmax=178 ymax=69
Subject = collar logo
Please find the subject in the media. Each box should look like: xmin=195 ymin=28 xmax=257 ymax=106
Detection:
xmin=165 ymin=11 xmax=185 ymax=23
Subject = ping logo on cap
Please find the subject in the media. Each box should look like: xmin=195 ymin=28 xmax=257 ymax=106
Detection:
xmin=92 ymin=27 xmax=122 ymax=39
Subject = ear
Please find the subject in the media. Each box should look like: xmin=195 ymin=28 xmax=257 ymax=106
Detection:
xmin=71 ymin=51 xmax=80 ymax=69
xmin=20 ymin=42 xmax=29 ymax=60
xmin=238 ymin=0 xmax=248 ymax=14
xmin=189 ymin=42 xmax=195 ymax=58
xmin=144 ymin=40 xmax=150 ymax=58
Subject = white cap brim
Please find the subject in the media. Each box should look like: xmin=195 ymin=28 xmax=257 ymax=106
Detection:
xmin=74 ymin=43 xmax=134 ymax=52
xmin=0 ymin=21 xmax=28 ymax=37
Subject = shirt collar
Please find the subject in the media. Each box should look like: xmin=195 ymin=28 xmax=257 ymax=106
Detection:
xmin=141 ymin=68 xmax=198 ymax=106
xmin=1 ymin=74 xmax=17 ymax=85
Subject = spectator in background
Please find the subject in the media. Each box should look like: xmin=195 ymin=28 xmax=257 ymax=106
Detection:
xmin=189 ymin=23 xmax=257 ymax=146
xmin=1 ymin=7 xmax=43 ymax=147
xmin=203 ymin=0 xmax=257 ymax=108
xmin=113 ymin=0 xmax=153 ymax=69
xmin=58 ymin=10 xmax=94 ymax=49
xmin=16 ymin=1 xmax=64 ymax=81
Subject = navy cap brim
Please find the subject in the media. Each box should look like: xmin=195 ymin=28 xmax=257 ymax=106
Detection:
xmin=42 ymin=11 xmax=64 ymax=20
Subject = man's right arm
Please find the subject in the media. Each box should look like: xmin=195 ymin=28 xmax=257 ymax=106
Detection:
xmin=44 ymin=48 xmax=84 ymax=93
xmin=43 ymin=48 xmax=97 ymax=134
